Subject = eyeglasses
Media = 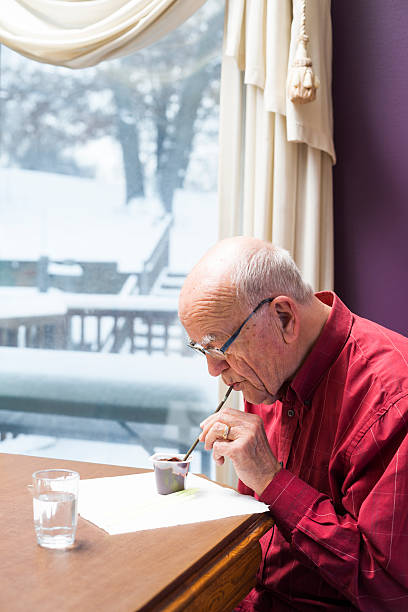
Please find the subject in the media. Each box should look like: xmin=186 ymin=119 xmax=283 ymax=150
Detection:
xmin=187 ymin=297 xmax=276 ymax=359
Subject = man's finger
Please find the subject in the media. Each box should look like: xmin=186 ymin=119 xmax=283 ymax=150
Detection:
xmin=213 ymin=440 xmax=232 ymax=464
xmin=203 ymin=421 xmax=231 ymax=450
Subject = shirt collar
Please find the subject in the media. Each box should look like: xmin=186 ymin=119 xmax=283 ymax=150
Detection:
xmin=288 ymin=291 xmax=353 ymax=408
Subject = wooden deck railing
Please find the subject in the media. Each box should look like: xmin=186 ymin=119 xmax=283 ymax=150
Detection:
xmin=65 ymin=294 xmax=186 ymax=354
xmin=0 ymin=294 xmax=188 ymax=356
xmin=138 ymin=215 xmax=172 ymax=295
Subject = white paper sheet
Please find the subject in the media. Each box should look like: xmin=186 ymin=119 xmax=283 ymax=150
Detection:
xmin=78 ymin=472 xmax=269 ymax=535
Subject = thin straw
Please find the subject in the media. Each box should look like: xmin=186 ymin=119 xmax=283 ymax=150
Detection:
xmin=183 ymin=385 xmax=234 ymax=461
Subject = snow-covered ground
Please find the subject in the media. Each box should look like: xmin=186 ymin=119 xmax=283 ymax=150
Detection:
xmin=0 ymin=168 xmax=218 ymax=272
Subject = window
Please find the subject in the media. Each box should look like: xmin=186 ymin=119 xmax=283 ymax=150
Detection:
xmin=0 ymin=1 xmax=223 ymax=477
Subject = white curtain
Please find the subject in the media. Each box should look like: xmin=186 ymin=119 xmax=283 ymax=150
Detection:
xmin=216 ymin=0 xmax=335 ymax=485
xmin=0 ymin=0 xmax=207 ymax=68
xmin=218 ymin=0 xmax=335 ymax=292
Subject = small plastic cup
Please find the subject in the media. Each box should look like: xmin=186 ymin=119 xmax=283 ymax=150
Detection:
xmin=150 ymin=453 xmax=192 ymax=495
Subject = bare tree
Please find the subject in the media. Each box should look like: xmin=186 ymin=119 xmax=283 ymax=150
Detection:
xmin=0 ymin=3 xmax=223 ymax=212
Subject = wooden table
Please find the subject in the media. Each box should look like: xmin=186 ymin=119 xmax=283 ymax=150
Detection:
xmin=0 ymin=454 xmax=274 ymax=612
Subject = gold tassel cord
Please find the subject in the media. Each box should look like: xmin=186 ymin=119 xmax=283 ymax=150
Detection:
xmin=287 ymin=0 xmax=320 ymax=104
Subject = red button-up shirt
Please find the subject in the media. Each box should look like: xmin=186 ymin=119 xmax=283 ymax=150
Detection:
xmin=236 ymin=292 xmax=408 ymax=611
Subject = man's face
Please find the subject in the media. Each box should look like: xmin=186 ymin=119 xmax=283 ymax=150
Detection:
xmin=180 ymin=295 xmax=291 ymax=405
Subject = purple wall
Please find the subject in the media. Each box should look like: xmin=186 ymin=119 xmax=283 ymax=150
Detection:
xmin=332 ymin=1 xmax=408 ymax=336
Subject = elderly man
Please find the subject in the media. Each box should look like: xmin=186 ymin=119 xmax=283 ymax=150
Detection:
xmin=178 ymin=236 xmax=408 ymax=612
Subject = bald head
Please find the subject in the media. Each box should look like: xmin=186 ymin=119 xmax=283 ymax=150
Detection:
xmin=179 ymin=237 xmax=258 ymax=311
xmin=179 ymin=237 xmax=313 ymax=325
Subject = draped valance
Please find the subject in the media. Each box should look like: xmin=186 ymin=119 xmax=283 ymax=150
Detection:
xmin=0 ymin=0 xmax=207 ymax=68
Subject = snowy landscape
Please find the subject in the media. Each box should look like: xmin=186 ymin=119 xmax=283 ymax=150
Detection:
xmin=0 ymin=169 xmax=220 ymax=476
xmin=0 ymin=5 xmax=223 ymax=475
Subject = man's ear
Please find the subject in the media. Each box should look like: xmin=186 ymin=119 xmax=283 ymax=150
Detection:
xmin=273 ymin=298 xmax=299 ymax=344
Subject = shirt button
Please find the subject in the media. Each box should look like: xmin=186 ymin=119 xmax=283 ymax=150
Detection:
xmin=287 ymin=409 xmax=295 ymax=417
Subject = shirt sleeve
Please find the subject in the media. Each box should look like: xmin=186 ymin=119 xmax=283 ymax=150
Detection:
xmin=259 ymin=399 xmax=408 ymax=611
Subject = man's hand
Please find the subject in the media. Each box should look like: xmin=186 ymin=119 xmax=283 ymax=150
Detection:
xmin=199 ymin=407 xmax=282 ymax=496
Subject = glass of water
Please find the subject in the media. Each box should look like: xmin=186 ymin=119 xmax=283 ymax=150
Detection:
xmin=32 ymin=469 xmax=80 ymax=549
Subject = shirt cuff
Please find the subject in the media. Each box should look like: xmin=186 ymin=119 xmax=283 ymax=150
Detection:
xmin=259 ymin=468 xmax=321 ymax=541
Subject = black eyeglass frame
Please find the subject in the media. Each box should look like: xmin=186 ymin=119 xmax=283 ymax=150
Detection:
xmin=187 ymin=297 xmax=276 ymax=359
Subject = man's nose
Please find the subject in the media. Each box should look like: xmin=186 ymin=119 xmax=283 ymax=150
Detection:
xmin=206 ymin=355 xmax=229 ymax=377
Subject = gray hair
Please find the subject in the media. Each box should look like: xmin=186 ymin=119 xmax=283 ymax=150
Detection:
xmin=229 ymin=244 xmax=313 ymax=308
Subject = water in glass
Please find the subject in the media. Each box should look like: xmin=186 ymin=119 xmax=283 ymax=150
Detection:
xmin=33 ymin=491 xmax=77 ymax=549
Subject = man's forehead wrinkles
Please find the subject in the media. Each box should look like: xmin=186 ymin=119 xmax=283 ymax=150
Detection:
xmin=195 ymin=291 xmax=236 ymax=313
xmin=182 ymin=290 xmax=244 ymax=348
xmin=190 ymin=296 xmax=235 ymax=324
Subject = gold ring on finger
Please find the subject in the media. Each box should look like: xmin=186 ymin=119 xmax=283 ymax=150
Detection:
xmin=222 ymin=424 xmax=231 ymax=440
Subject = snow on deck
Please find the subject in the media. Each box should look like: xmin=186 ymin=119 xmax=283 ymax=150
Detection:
xmin=0 ymin=287 xmax=180 ymax=322
xmin=0 ymin=287 xmax=67 ymax=321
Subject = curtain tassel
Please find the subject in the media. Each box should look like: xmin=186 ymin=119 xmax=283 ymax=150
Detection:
xmin=287 ymin=1 xmax=319 ymax=104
